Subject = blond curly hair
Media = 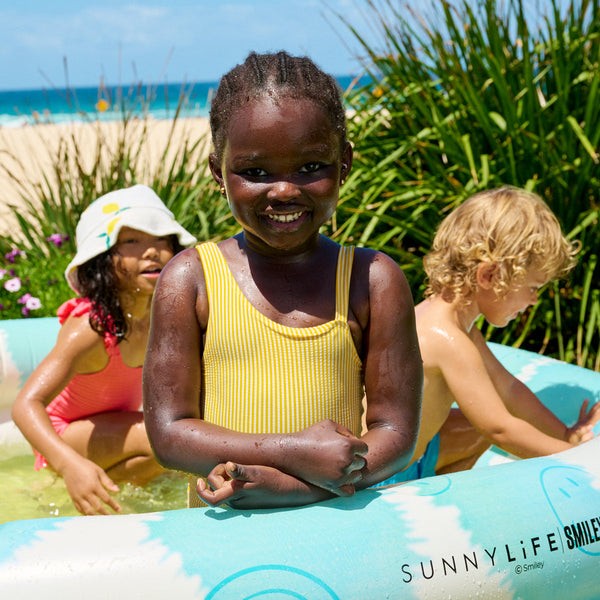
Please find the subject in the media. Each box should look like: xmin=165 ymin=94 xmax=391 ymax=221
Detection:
xmin=423 ymin=186 xmax=579 ymax=301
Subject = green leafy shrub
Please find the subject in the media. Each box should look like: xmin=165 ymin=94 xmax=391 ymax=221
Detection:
xmin=0 ymin=240 xmax=72 ymax=319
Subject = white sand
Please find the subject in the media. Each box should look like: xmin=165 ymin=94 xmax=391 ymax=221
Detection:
xmin=0 ymin=117 xmax=212 ymax=237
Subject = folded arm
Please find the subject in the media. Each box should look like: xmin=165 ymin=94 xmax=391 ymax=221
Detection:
xmin=143 ymin=249 xmax=368 ymax=503
xmin=193 ymin=249 xmax=424 ymax=507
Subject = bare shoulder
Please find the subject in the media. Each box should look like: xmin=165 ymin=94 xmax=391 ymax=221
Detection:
xmin=351 ymin=248 xmax=413 ymax=327
xmin=52 ymin=313 xmax=107 ymax=373
xmin=469 ymin=325 xmax=514 ymax=381
xmin=353 ymin=247 xmax=404 ymax=275
xmin=416 ymin=297 xmax=478 ymax=369
xmin=352 ymin=247 xmax=411 ymax=296
xmin=158 ymin=246 xmax=204 ymax=290
xmin=153 ymin=245 xmax=209 ymax=331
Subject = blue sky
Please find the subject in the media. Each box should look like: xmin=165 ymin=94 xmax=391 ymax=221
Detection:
xmin=0 ymin=1 xmax=570 ymax=92
xmin=0 ymin=0 xmax=379 ymax=91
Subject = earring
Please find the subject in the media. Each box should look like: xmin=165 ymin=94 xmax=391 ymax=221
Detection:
xmin=220 ymin=186 xmax=226 ymax=197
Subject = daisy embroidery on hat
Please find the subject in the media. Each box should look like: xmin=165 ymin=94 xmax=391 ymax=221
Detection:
xmin=97 ymin=202 xmax=132 ymax=249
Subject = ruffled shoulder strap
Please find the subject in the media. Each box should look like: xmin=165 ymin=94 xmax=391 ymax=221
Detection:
xmin=57 ymin=297 xmax=93 ymax=323
xmin=56 ymin=297 xmax=118 ymax=351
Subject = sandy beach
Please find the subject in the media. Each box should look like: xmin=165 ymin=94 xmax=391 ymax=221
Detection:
xmin=0 ymin=117 xmax=211 ymax=238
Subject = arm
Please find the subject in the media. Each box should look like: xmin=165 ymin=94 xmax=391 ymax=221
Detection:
xmin=434 ymin=326 xmax=580 ymax=458
xmin=353 ymin=249 xmax=423 ymax=488
xmin=143 ymin=248 xmax=366 ymax=500
xmin=197 ymin=463 xmax=332 ymax=509
xmin=11 ymin=316 xmax=121 ymax=515
xmin=475 ymin=335 xmax=600 ymax=444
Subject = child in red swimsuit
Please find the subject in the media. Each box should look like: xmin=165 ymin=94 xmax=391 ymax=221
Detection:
xmin=12 ymin=185 xmax=195 ymax=515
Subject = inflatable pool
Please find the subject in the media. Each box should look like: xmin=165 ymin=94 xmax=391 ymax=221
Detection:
xmin=1 ymin=317 xmax=599 ymax=599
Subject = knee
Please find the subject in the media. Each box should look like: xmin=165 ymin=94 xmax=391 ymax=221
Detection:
xmin=129 ymin=418 xmax=153 ymax=453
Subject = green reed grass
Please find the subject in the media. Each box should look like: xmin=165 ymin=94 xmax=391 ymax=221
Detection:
xmin=334 ymin=0 xmax=600 ymax=368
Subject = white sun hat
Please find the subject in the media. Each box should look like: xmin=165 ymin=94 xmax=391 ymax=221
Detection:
xmin=65 ymin=185 xmax=197 ymax=293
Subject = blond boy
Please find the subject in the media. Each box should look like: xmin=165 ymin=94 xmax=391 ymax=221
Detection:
xmin=382 ymin=186 xmax=600 ymax=485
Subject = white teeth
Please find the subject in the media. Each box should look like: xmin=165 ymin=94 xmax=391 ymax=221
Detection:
xmin=267 ymin=212 xmax=303 ymax=223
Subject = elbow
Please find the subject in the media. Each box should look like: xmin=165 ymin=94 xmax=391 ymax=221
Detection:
xmin=144 ymin=416 xmax=178 ymax=469
xmin=148 ymin=438 xmax=179 ymax=472
xmin=377 ymin=423 xmax=419 ymax=473
xmin=11 ymin=398 xmax=25 ymax=429
xmin=146 ymin=436 xmax=170 ymax=470
xmin=483 ymin=424 xmax=511 ymax=448
xmin=396 ymin=431 xmax=419 ymax=472
xmin=151 ymin=449 xmax=174 ymax=471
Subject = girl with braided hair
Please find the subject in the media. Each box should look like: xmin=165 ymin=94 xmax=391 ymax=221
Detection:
xmin=143 ymin=52 xmax=422 ymax=509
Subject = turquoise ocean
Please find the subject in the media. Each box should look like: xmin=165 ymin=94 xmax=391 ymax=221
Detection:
xmin=0 ymin=76 xmax=364 ymax=127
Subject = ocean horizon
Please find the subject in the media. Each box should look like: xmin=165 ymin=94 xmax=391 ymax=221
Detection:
xmin=0 ymin=75 xmax=367 ymax=128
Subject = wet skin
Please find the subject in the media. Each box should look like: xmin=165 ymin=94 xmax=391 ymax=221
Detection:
xmin=412 ymin=263 xmax=600 ymax=471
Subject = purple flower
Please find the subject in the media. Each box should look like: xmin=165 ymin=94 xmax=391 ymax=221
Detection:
xmin=5 ymin=249 xmax=25 ymax=264
xmin=4 ymin=277 xmax=21 ymax=292
xmin=17 ymin=293 xmax=41 ymax=315
xmin=21 ymin=297 xmax=41 ymax=316
xmin=0 ymin=269 xmax=6 ymax=280
xmin=25 ymin=296 xmax=42 ymax=310
xmin=46 ymin=233 xmax=69 ymax=248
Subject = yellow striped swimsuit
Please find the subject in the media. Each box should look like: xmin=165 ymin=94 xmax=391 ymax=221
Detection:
xmin=188 ymin=242 xmax=364 ymax=507
xmin=198 ymin=241 xmax=364 ymax=435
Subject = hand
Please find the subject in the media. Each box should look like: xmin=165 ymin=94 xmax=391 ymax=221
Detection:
xmin=197 ymin=462 xmax=327 ymax=509
xmin=288 ymin=420 xmax=368 ymax=496
xmin=61 ymin=457 xmax=122 ymax=516
xmin=565 ymin=399 xmax=600 ymax=445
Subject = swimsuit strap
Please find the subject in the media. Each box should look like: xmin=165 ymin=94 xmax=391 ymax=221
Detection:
xmin=335 ymin=245 xmax=354 ymax=324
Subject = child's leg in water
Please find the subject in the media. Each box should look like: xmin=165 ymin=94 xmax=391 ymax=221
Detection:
xmin=435 ymin=408 xmax=491 ymax=474
xmin=61 ymin=411 xmax=166 ymax=485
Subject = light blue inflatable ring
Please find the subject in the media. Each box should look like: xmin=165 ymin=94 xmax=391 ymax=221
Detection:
xmin=0 ymin=317 xmax=599 ymax=599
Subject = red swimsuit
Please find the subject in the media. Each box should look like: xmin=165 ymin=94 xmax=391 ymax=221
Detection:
xmin=34 ymin=298 xmax=142 ymax=470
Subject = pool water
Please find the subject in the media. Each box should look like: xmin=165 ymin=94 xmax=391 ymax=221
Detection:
xmin=0 ymin=454 xmax=187 ymax=523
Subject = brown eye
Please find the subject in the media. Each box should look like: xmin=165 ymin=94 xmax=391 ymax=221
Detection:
xmin=242 ymin=168 xmax=267 ymax=177
xmin=300 ymin=162 xmax=324 ymax=173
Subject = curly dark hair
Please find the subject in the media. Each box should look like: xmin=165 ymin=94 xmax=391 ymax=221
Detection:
xmin=75 ymin=234 xmax=183 ymax=341
xmin=209 ymin=50 xmax=348 ymax=160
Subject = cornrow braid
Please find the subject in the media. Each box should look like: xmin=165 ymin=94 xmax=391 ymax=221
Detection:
xmin=209 ymin=51 xmax=347 ymax=160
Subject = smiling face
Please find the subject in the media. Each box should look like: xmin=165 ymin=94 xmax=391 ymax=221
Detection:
xmin=210 ymin=95 xmax=351 ymax=257
xmin=112 ymin=227 xmax=175 ymax=295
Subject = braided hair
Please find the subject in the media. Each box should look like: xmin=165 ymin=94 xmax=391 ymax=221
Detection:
xmin=209 ymin=51 xmax=348 ymax=160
